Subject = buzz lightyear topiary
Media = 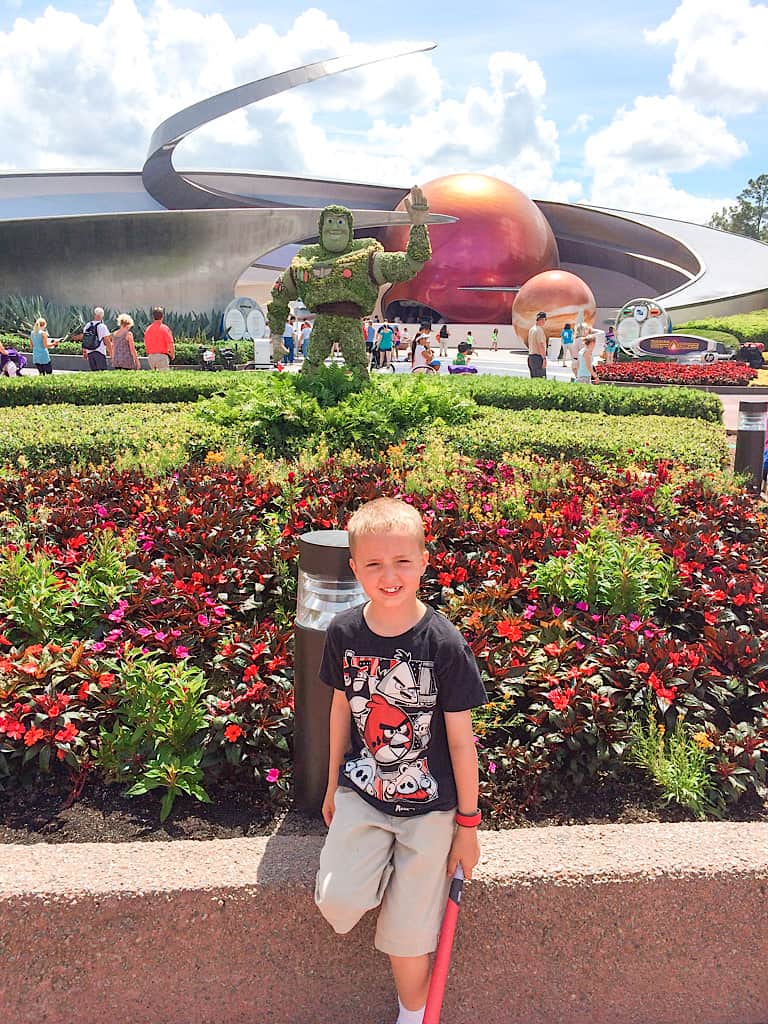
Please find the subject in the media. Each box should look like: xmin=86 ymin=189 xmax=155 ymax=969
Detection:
xmin=267 ymin=186 xmax=432 ymax=378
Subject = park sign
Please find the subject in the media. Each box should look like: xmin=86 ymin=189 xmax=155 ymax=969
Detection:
xmin=633 ymin=334 xmax=719 ymax=362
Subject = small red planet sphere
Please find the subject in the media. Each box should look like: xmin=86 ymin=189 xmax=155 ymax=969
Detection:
xmin=381 ymin=174 xmax=559 ymax=324
xmin=512 ymin=270 xmax=596 ymax=343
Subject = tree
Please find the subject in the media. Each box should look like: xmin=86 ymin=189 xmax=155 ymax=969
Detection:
xmin=708 ymin=174 xmax=768 ymax=241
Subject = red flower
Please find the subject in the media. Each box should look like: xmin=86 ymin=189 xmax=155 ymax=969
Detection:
xmin=54 ymin=723 xmax=78 ymax=743
xmin=0 ymin=716 xmax=25 ymax=739
xmin=97 ymin=673 xmax=115 ymax=689
xmin=546 ymin=686 xmax=575 ymax=712
xmin=496 ymin=619 xmax=523 ymax=642
xmin=24 ymin=726 xmax=46 ymax=747
xmin=224 ymin=723 xmax=244 ymax=742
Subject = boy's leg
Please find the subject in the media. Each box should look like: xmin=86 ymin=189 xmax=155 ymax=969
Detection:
xmin=315 ymin=789 xmax=396 ymax=935
xmin=374 ymin=809 xmax=455 ymax=1014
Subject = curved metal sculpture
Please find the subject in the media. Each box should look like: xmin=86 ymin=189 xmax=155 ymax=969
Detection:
xmin=143 ymin=44 xmax=436 ymax=211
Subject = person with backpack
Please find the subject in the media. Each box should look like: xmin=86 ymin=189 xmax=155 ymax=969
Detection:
xmin=81 ymin=307 xmax=112 ymax=370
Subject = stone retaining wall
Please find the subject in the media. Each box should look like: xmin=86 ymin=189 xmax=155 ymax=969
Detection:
xmin=2 ymin=822 xmax=767 ymax=1024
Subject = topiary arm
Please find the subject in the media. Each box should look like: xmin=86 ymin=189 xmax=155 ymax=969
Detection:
xmin=266 ymin=269 xmax=298 ymax=337
xmin=371 ymin=224 xmax=432 ymax=285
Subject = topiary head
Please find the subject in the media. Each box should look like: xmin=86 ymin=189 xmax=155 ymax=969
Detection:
xmin=319 ymin=205 xmax=354 ymax=254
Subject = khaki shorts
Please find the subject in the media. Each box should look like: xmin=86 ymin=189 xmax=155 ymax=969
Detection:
xmin=315 ymin=788 xmax=455 ymax=957
xmin=147 ymin=352 xmax=170 ymax=370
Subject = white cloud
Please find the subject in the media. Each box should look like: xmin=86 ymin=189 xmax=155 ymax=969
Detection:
xmin=646 ymin=0 xmax=768 ymax=114
xmin=568 ymin=113 xmax=592 ymax=134
xmin=0 ymin=0 xmax=442 ymax=172
xmin=586 ymin=166 xmax=732 ymax=223
xmin=584 ymin=95 xmax=747 ymax=174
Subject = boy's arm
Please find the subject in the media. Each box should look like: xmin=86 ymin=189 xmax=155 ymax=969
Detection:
xmin=322 ymin=687 xmax=351 ymax=827
xmin=445 ymin=709 xmax=481 ymax=879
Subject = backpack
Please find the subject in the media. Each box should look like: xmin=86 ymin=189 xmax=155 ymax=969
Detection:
xmin=82 ymin=321 xmax=102 ymax=351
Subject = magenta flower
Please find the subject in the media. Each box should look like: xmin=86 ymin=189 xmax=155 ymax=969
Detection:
xmin=90 ymin=641 xmax=107 ymax=653
xmin=174 ymin=645 xmax=190 ymax=659
xmin=266 ymin=768 xmax=281 ymax=783
xmin=197 ymin=614 xmax=210 ymax=627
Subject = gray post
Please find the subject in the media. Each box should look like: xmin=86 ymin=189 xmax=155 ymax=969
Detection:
xmin=294 ymin=530 xmax=365 ymax=815
xmin=734 ymin=402 xmax=768 ymax=493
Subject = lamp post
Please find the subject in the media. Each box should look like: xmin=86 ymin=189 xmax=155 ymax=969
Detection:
xmin=734 ymin=401 xmax=768 ymax=493
xmin=294 ymin=530 xmax=365 ymax=814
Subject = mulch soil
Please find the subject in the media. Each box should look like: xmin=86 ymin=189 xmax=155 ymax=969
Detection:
xmin=1 ymin=774 xmax=766 ymax=844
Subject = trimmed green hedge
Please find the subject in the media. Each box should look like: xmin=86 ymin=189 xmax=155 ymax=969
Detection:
xmin=0 ymin=403 xmax=228 ymax=469
xmin=676 ymin=310 xmax=768 ymax=346
xmin=445 ymin=407 xmax=729 ymax=470
xmin=450 ymin=376 xmax=723 ymax=423
xmin=0 ymin=369 xmax=245 ymax=408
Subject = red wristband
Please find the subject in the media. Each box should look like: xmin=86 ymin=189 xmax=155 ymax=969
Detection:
xmin=455 ymin=809 xmax=482 ymax=828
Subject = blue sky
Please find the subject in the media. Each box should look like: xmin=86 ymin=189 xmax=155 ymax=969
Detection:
xmin=1 ymin=0 xmax=766 ymax=221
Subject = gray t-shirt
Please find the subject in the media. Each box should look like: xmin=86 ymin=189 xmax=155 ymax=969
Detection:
xmin=320 ymin=605 xmax=487 ymax=817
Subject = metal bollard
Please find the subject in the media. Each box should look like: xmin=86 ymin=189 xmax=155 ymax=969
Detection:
xmin=294 ymin=530 xmax=365 ymax=814
xmin=734 ymin=401 xmax=768 ymax=493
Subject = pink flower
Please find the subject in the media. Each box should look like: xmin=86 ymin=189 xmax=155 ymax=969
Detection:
xmin=575 ymin=601 xmax=589 ymax=611
xmin=213 ymin=606 xmax=226 ymax=618
xmin=174 ymin=646 xmax=190 ymax=659
xmin=154 ymin=631 xmax=167 ymax=641
xmin=137 ymin=627 xmax=152 ymax=638
xmin=266 ymin=768 xmax=281 ymax=783
xmin=197 ymin=614 xmax=210 ymax=627
xmin=90 ymin=641 xmax=106 ymax=653
xmin=94 ymin=504 xmax=108 ymax=517
xmin=488 ymin=761 xmax=497 ymax=775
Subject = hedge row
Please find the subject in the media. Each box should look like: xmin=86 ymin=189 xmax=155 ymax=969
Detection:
xmin=676 ymin=309 xmax=768 ymax=345
xmin=446 ymin=407 xmax=729 ymax=470
xmin=0 ymin=403 xmax=228 ymax=469
xmin=0 ymin=364 xmax=725 ymax=424
xmin=0 ymin=369 xmax=242 ymax=408
xmin=0 ymin=399 xmax=728 ymax=472
xmin=450 ymin=375 xmax=723 ymax=423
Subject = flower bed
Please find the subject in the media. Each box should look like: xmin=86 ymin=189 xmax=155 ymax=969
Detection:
xmin=596 ymin=360 xmax=757 ymax=387
xmin=1 ymin=447 xmax=766 ymax=824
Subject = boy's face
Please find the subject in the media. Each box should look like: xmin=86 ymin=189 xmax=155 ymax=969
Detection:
xmin=349 ymin=532 xmax=428 ymax=611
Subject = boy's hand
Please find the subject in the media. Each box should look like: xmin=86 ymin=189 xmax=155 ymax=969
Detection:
xmin=447 ymin=826 xmax=480 ymax=880
xmin=321 ymin=785 xmax=337 ymax=828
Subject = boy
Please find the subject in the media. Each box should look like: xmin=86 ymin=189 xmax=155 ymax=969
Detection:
xmin=315 ymin=498 xmax=486 ymax=1024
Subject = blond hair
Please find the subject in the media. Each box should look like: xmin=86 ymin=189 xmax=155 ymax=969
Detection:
xmin=347 ymin=497 xmax=425 ymax=555
xmin=33 ymin=317 xmax=47 ymax=331
xmin=117 ymin=313 xmax=134 ymax=328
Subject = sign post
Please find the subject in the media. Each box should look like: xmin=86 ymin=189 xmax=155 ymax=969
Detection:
xmin=734 ymin=402 xmax=768 ymax=493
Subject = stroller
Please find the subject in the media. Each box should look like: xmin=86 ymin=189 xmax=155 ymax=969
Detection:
xmin=0 ymin=348 xmax=27 ymax=377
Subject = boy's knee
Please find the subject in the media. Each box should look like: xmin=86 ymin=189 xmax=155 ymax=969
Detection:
xmin=314 ymin=872 xmax=366 ymax=935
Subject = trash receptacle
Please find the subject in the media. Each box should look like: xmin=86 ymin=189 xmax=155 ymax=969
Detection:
xmin=294 ymin=530 xmax=365 ymax=814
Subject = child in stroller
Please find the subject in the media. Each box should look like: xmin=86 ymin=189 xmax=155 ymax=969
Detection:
xmin=0 ymin=341 xmax=27 ymax=377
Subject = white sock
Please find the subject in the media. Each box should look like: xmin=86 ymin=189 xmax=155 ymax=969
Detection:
xmin=396 ymin=998 xmax=425 ymax=1024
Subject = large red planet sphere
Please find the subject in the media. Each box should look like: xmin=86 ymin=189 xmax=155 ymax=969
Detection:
xmin=381 ymin=174 xmax=559 ymax=324
xmin=512 ymin=270 xmax=596 ymax=342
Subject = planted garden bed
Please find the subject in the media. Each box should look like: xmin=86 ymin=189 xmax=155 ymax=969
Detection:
xmin=1 ymin=443 xmax=765 ymax=835
xmin=596 ymin=360 xmax=757 ymax=387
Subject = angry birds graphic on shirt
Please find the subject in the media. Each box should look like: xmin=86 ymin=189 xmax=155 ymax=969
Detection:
xmin=342 ymin=650 xmax=439 ymax=805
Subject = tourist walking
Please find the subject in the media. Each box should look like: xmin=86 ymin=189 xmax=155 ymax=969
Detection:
xmin=282 ymin=315 xmax=297 ymax=364
xmin=604 ymin=325 xmax=619 ymax=364
xmin=144 ymin=307 xmax=175 ymax=370
xmin=30 ymin=317 xmax=58 ymax=375
xmin=437 ymin=323 xmax=450 ymax=357
xmin=527 ymin=311 xmax=547 ymax=378
xmin=490 ymin=326 xmax=499 ymax=351
xmin=560 ymin=322 xmax=574 ymax=366
xmin=575 ymin=333 xmax=598 ymax=384
xmin=378 ymin=323 xmax=394 ymax=368
xmin=81 ymin=307 xmax=112 ymax=371
xmin=111 ymin=314 xmax=141 ymax=370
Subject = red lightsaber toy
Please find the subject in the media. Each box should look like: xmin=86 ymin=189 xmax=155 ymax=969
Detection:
xmin=422 ymin=864 xmax=465 ymax=1024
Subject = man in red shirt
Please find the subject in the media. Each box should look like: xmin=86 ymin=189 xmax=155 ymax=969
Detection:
xmin=143 ymin=307 xmax=175 ymax=370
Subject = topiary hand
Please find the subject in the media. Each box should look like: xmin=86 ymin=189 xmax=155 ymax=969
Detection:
xmin=404 ymin=185 xmax=429 ymax=225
